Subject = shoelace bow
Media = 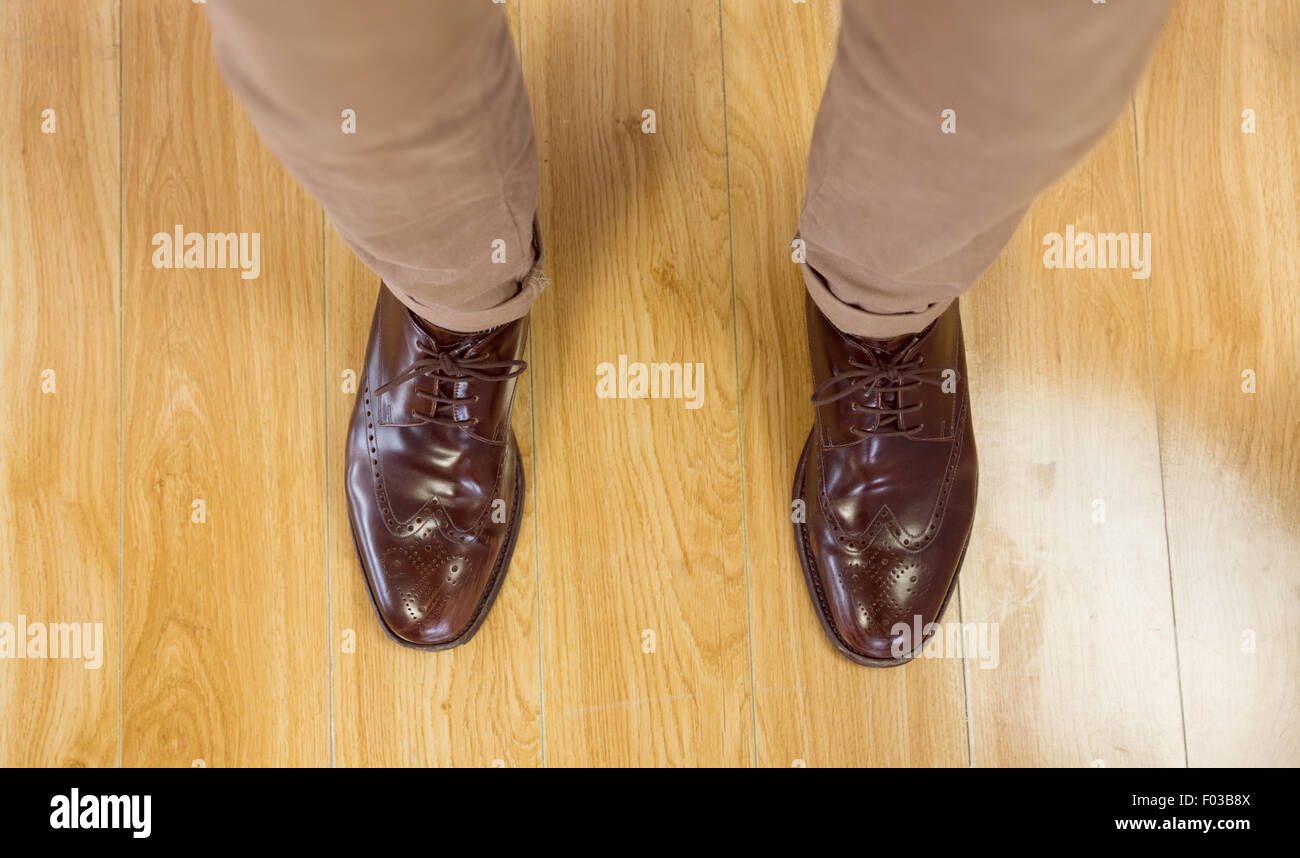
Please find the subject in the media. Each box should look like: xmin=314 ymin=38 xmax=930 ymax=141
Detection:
xmin=811 ymin=347 xmax=952 ymax=439
xmin=375 ymin=339 xmax=526 ymax=428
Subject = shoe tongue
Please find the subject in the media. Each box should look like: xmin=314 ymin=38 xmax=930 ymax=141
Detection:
xmin=853 ymin=331 xmax=916 ymax=362
xmin=411 ymin=312 xmax=493 ymax=350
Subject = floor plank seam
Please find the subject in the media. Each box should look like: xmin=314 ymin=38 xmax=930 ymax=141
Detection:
xmin=1129 ymin=94 xmax=1191 ymax=769
xmin=716 ymin=0 xmax=761 ymax=769
xmin=116 ymin=0 xmax=125 ymax=771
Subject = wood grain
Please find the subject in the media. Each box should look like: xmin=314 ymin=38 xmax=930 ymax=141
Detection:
xmin=0 ymin=0 xmax=120 ymax=768
xmin=120 ymin=0 xmax=328 ymax=766
xmin=522 ymin=0 xmax=753 ymax=766
xmin=1136 ymin=0 xmax=1300 ymax=767
xmin=960 ymin=112 xmax=1184 ymax=768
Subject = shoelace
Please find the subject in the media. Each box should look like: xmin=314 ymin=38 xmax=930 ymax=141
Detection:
xmin=375 ymin=339 xmax=526 ymax=428
xmin=811 ymin=350 xmax=952 ymax=439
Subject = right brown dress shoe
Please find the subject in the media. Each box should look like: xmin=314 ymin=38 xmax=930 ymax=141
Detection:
xmin=793 ymin=294 xmax=977 ymax=666
xmin=345 ymin=284 xmax=528 ymax=650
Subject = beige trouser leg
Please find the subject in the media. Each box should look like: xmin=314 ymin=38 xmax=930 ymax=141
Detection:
xmin=205 ymin=0 xmax=542 ymax=332
xmin=801 ymin=0 xmax=1172 ymax=337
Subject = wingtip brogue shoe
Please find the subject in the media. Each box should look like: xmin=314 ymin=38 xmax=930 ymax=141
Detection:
xmin=346 ymin=283 xmax=528 ymax=650
xmin=793 ymin=294 xmax=977 ymax=666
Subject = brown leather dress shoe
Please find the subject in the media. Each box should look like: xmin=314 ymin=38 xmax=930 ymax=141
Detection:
xmin=346 ymin=284 xmax=528 ymax=650
xmin=793 ymin=294 xmax=977 ymax=666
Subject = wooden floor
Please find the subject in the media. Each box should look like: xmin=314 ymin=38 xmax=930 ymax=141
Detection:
xmin=1 ymin=0 xmax=1296 ymax=767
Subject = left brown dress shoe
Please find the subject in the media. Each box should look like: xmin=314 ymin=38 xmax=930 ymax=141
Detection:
xmin=345 ymin=283 xmax=528 ymax=650
xmin=793 ymin=294 xmax=977 ymax=666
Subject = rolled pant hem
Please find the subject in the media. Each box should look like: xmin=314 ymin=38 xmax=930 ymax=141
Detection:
xmin=390 ymin=259 xmax=548 ymax=333
xmin=801 ymin=262 xmax=951 ymax=339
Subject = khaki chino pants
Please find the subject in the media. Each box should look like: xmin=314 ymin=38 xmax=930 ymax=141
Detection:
xmin=206 ymin=0 xmax=1171 ymax=337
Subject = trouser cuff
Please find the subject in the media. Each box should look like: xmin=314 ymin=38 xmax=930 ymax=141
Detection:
xmin=801 ymin=258 xmax=950 ymax=339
